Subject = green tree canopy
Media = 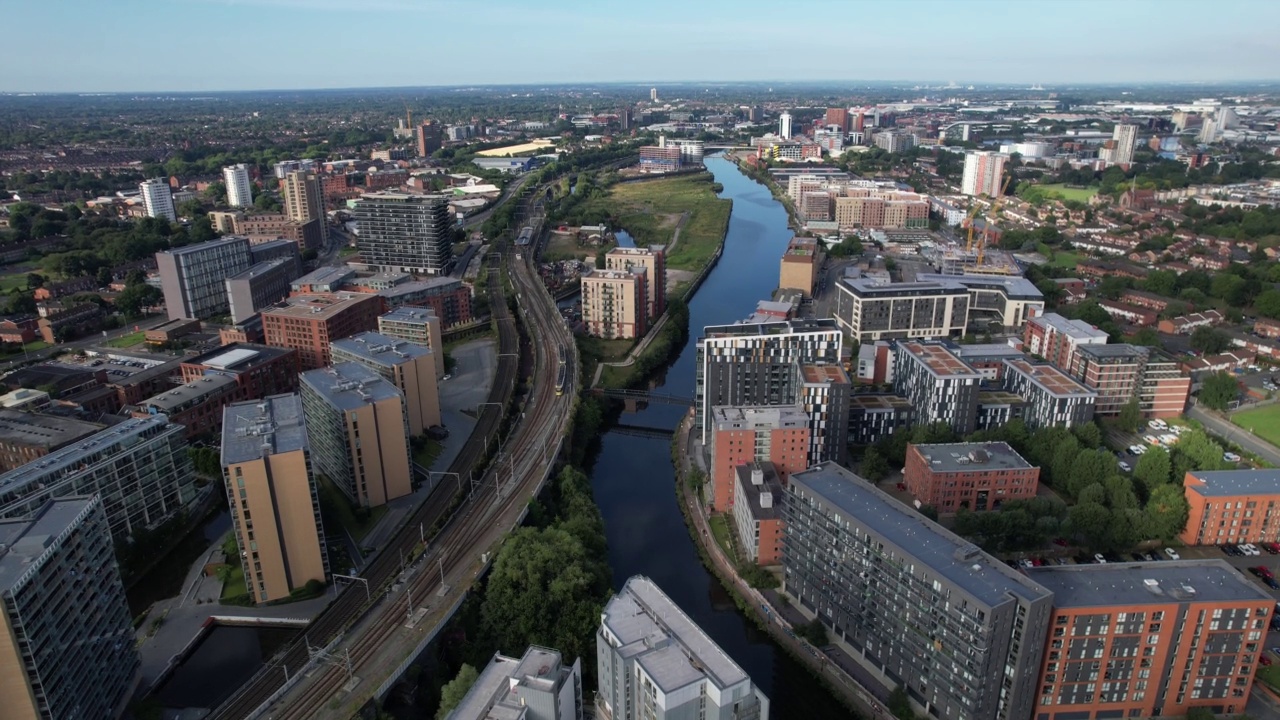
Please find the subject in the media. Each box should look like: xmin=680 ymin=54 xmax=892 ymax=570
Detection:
xmin=1198 ymin=372 xmax=1240 ymax=411
xmin=436 ymin=664 xmax=479 ymax=720
xmin=1134 ymin=446 xmax=1172 ymax=489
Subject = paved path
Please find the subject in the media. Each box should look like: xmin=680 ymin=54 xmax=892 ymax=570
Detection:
xmin=1191 ymin=404 xmax=1280 ymax=466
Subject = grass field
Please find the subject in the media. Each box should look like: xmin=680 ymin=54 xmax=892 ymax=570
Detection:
xmin=0 ymin=274 xmax=30 ymax=292
xmin=1038 ymin=183 xmax=1100 ymax=202
xmin=581 ymin=174 xmax=731 ymax=273
xmin=105 ymin=331 xmax=146 ymax=348
xmin=708 ymin=514 xmax=738 ymax=563
xmin=412 ymin=438 xmax=443 ymax=469
xmin=220 ymin=564 xmax=247 ymax=601
xmin=1037 ymin=243 xmax=1082 ymax=269
xmin=1231 ymin=404 xmax=1280 ymax=447
xmin=317 ymin=475 xmax=389 ymax=544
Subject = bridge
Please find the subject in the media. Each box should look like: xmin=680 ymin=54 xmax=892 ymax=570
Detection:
xmin=703 ymin=145 xmax=755 ymax=151
xmin=593 ymin=387 xmax=695 ymax=407
xmin=610 ymin=423 xmax=677 ymax=440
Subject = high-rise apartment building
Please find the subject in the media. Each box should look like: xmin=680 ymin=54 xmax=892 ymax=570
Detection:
xmin=445 ymin=646 xmax=582 ymax=720
xmin=0 ymin=415 xmax=196 ymax=543
xmin=378 ymin=306 xmax=445 ymax=377
xmin=1067 ymin=344 xmax=1190 ymax=419
xmin=708 ymin=405 xmax=810 ymax=510
xmin=1028 ymin=561 xmax=1272 ymax=719
xmin=873 ymin=131 xmax=916 ymax=153
xmin=354 ymin=192 xmax=453 ymax=275
xmin=1179 ymin=469 xmax=1280 ymax=546
xmin=221 ymin=395 xmax=327 ymax=604
xmin=330 ymin=332 xmax=440 ymax=434
xmin=260 ymin=293 xmax=383 ymax=370
xmin=778 ymin=236 xmax=821 ymax=296
xmin=798 ymin=363 xmax=850 ymax=466
xmin=783 ymin=462 xmax=1052 ymax=720
xmin=0 ymin=496 xmax=140 ymax=720
xmin=223 ymin=163 xmax=253 ymax=207
xmin=731 ymin=462 xmax=786 ymax=565
xmin=833 ymin=278 xmax=970 ymax=342
xmin=281 ymin=169 xmax=326 ymax=242
xmin=415 ymin=121 xmax=443 ymax=157
xmin=1109 ymin=123 xmax=1138 ymax=165
xmin=961 ymin=151 xmax=1009 ymax=197
xmin=225 ymin=258 xmax=298 ymax=323
xmin=299 ymin=362 xmax=412 ymax=508
xmin=139 ymin=177 xmax=176 ymax=222
xmin=824 ymin=107 xmax=850 ymax=132
xmin=1002 ymin=358 xmax=1097 ymax=430
xmin=597 ymin=575 xmax=770 ymax=720
xmin=604 ymin=246 xmax=665 ymax=320
xmin=156 ymin=236 xmax=254 ymax=320
xmin=779 ymin=111 xmax=793 ymax=139
xmin=892 ymin=340 xmax=983 ymax=436
xmin=1024 ymin=313 xmax=1109 ymax=370
xmin=904 ymin=441 xmax=1040 ymax=513
xmin=580 ymin=268 xmax=647 ymax=340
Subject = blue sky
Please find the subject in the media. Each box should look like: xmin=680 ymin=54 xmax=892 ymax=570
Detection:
xmin=5 ymin=0 xmax=1277 ymax=92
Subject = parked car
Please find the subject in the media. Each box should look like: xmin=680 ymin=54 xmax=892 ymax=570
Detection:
xmin=1263 ymin=654 xmax=1274 ymax=666
xmin=1118 ymin=461 xmax=1132 ymax=472
xmin=1241 ymin=544 xmax=1262 ymax=556
xmin=1128 ymin=444 xmax=1145 ymax=455
xmin=1223 ymin=452 xmax=1242 ymax=463
xmin=1268 ymin=577 xmax=1280 ymax=590
xmin=1164 ymin=548 xmax=1181 ymax=560
xmin=1249 ymin=566 xmax=1267 ymax=578
xmin=1256 ymin=566 xmax=1275 ymax=579
xmin=1263 ymin=542 xmax=1280 ymax=554
xmin=1144 ymin=435 xmax=1162 ymax=446
xmin=1094 ymin=553 xmax=1107 ymax=564
xmin=1149 ymin=419 xmax=1168 ymax=430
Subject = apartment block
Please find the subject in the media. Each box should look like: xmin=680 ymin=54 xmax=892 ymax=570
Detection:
xmin=915 ymin=273 xmax=1045 ymax=330
xmin=1028 ymin=561 xmax=1272 ymax=719
xmin=731 ymin=462 xmax=785 ymax=565
xmin=961 ymin=151 xmax=1009 ymax=197
xmin=1002 ymin=359 xmax=1097 ymax=430
xmin=778 ymin=236 xmax=821 ymax=296
xmin=1069 ymin=344 xmax=1146 ymax=416
xmin=354 ymin=192 xmax=453 ymax=275
xmin=581 ymin=268 xmax=647 ymax=340
xmin=221 ymin=395 xmax=327 ymax=604
xmin=0 ymin=411 xmax=103 ymax=472
xmin=637 ymin=145 xmax=683 ymax=173
xmin=156 ymin=236 xmax=253 ymax=320
xmin=696 ymin=319 xmax=842 ymax=442
xmin=223 ymin=163 xmax=253 ymax=207
xmin=137 ymin=373 xmax=238 ymax=438
xmin=299 ymin=363 xmax=412 ymax=508
xmin=445 ymin=646 xmax=582 ymax=720
xmin=833 ymin=278 xmax=970 ymax=342
xmin=260 ymin=293 xmax=383 ymax=370
xmin=378 ymin=306 xmax=445 ymax=377
xmin=604 ymin=246 xmax=666 ymax=320
xmin=1024 ymin=313 xmax=1108 ymax=370
xmin=281 ymin=169 xmax=327 ymax=244
xmin=847 ymin=394 xmax=915 ymax=445
xmin=330 ymin=332 xmax=440 ymax=434
xmin=892 ymin=340 xmax=983 ymax=436
xmin=783 ymin=463 xmax=1052 ymax=720
xmin=1180 ymin=469 xmax=1280 ymax=546
xmin=708 ymin=405 xmax=810 ymax=511
xmin=0 ymin=415 xmax=196 ymax=543
xmin=904 ymin=442 xmax=1039 ymax=513
xmin=375 ymin=276 xmax=473 ymax=328
xmin=233 ymin=214 xmax=322 ymax=250
xmin=180 ymin=343 xmax=301 ymax=399
xmin=952 ymin=342 xmax=1025 ymax=381
xmin=226 ymin=258 xmax=299 ymax=323
xmin=140 ymin=177 xmax=175 ymax=222
xmin=597 ymin=575 xmax=770 ymax=720
xmin=799 ymin=191 xmax=832 ymax=222
xmin=1140 ymin=353 xmax=1191 ymax=419
xmin=0 ymin=496 xmax=139 ymax=720
xmin=798 ymin=363 xmax=850 ymax=466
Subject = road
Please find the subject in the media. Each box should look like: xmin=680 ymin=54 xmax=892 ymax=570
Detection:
xmin=1188 ymin=404 xmax=1280 ymax=466
xmin=1 ymin=312 xmax=176 ymax=372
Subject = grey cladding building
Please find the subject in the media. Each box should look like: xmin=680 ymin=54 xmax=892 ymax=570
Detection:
xmin=354 ymin=192 xmax=454 ymax=275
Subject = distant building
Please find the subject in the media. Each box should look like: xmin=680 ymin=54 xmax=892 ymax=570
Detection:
xmin=892 ymin=340 xmax=982 ymax=436
xmin=37 ymin=302 xmax=103 ymax=344
xmin=260 ymin=293 xmax=383 ymax=370
xmin=604 ymin=246 xmax=665 ymax=320
xmin=904 ymin=441 xmax=1039 ymax=513
xmin=637 ymin=145 xmax=682 ymax=174
xmin=281 ymin=169 xmax=326 ymax=245
xmin=873 ymin=131 xmax=915 ymax=153
xmin=444 ymin=646 xmax=582 ymax=720
xmin=331 ymin=332 xmax=440 ymax=435
xmin=708 ymin=405 xmax=810 ymax=511
xmin=0 ymin=496 xmax=140 ymax=720
xmin=824 ymin=107 xmax=850 ymax=132
xmin=580 ymin=268 xmax=646 ymax=339
xmin=415 ymin=121 xmax=442 ymax=157
xmin=226 ymin=258 xmax=299 ymax=323
xmin=731 ymin=462 xmax=785 ymax=565
xmin=221 ymin=395 xmax=327 ymax=604
xmin=1099 ymin=123 xmax=1138 ymax=166
xmin=354 ymin=192 xmax=453 ymax=276
xmin=778 ymin=111 xmax=793 ymax=139
xmin=961 ymin=151 xmax=1008 ymax=197
xmin=223 ymin=163 xmax=253 ymax=207
xmin=157 ymin=236 xmax=254 ymax=320
xmin=597 ymin=575 xmax=770 ymax=720
xmin=0 ymin=410 xmax=103 ymax=473
xmin=378 ymin=306 xmax=445 ymax=377
xmin=140 ymin=177 xmax=176 ymax=222
xmin=375 ymin=276 xmax=473 ymax=328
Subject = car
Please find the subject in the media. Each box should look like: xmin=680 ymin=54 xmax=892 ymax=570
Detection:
xmin=1149 ymin=419 xmax=1168 ymax=430
xmin=1128 ymin=445 xmax=1144 ymax=455
xmin=1094 ymin=553 xmax=1107 ymax=564
xmin=1263 ymin=655 xmax=1275 ymax=667
xmin=1271 ymin=647 xmax=1280 ymax=659
xmin=441 ymin=374 xmax=453 ymax=381
xmin=1145 ymin=435 xmax=1162 ymax=446
xmin=1170 ymin=425 xmax=1187 ymax=435
xmin=1118 ymin=461 xmax=1132 ymax=472
xmin=1145 ymin=552 xmax=1160 ymax=561
xmin=1221 ymin=544 xmax=1241 ymax=556
xmin=1249 ymin=566 xmax=1266 ymax=578
xmin=1264 ymin=542 xmax=1280 ymax=554
xmin=1019 ymin=559 xmax=1034 ymax=569
xmin=1164 ymin=548 xmax=1181 ymax=560
xmin=1258 ymin=566 xmax=1276 ymax=579
xmin=1054 ymin=557 xmax=1070 ymax=565
xmin=1130 ymin=553 xmax=1147 ymax=562
xmin=1160 ymin=434 xmax=1179 ymax=445
xmin=1052 ymin=538 xmax=1069 ymax=547
xmin=896 ymin=482 xmax=907 ymax=491
xmin=1242 ymin=544 xmax=1261 ymax=556
xmin=1224 ymin=452 xmax=1242 ymax=463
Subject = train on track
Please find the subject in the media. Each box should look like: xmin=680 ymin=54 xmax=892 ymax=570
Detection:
xmin=555 ymin=345 xmax=568 ymax=395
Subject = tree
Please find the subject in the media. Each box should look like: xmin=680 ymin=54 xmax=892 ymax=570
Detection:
xmin=1199 ymin=371 xmax=1240 ymax=411
xmin=797 ymin=619 xmax=829 ymax=646
xmin=1134 ymin=446 xmax=1172 ymax=489
xmin=860 ymin=447 xmax=891 ymax=481
xmin=1146 ymin=483 xmax=1191 ymax=539
xmin=888 ymin=686 xmax=918 ymax=720
xmin=1255 ymin=289 xmax=1280 ymax=319
xmin=1073 ymin=422 xmax=1102 ymax=449
xmin=1067 ymin=502 xmax=1114 ymax=551
xmin=436 ymin=664 xmax=479 ymax=719
xmin=1117 ymin=398 xmax=1143 ymax=433
xmin=95 ymin=266 xmax=114 ymax=288
xmin=1128 ymin=327 xmax=1161 ymax=347
xmin=115 ymin=284 xmax=162 ymax=319
xmin=1189 ymin=327 xmax=1230 ymax=355
xmin=1142 ymin=269 xmax=1178 ymax=297
xmin=25 ymin=273 xmax=44 ymax=289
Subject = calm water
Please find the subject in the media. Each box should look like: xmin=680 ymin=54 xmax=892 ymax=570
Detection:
xmin=127 ymin=508 xmax=232 ymax=616
xmin=154 ymin=625 xmax=298 ymax=709
xmin=589 ymin=157 xmax=848 ymax=717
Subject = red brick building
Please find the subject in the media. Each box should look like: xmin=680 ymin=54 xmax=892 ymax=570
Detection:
xmin=708 ymin=406 xmax=810 ymax=511
xmin=1180 ymin=469 xmax=1280 ymax=546
xmin=903 ymin=441 xmax=1039 ymax=513
xmin=260 ymin=293 xmax=383 ymax=370
xmin=730 ymin=463 xmax=785 ymax=566
xmin=1024 ymin=313 xmax=1109 ymax=370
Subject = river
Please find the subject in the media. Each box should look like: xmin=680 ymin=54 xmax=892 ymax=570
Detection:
xmin=587 ymin=156 xmax=849 ymax=717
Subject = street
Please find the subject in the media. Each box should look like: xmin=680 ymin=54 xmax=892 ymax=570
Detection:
xmin=1188 ymin=404 xmax=1280 ymax=466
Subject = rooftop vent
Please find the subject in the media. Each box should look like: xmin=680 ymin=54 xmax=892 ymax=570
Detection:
xmin=954 ymin=544 xmax=982 ymax=562
xmin=969 ymin=449 xmax=989 ymax=463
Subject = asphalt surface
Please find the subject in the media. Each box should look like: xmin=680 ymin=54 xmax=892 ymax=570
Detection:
xmin=1189 ymin=404 xmax=1280 ymax=466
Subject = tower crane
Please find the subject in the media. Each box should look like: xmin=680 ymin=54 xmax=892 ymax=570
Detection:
xmin=975 ymin=175 xmax=1013 ymax=267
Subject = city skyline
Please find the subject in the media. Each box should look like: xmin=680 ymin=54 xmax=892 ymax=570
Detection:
xmin=4 ymin=0 xmax=1278 ymax=93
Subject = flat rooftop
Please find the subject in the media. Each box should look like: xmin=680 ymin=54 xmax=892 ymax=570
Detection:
xmin=977 ymin=390 xmax=1028 ymax=405
xmin=1031 ymin=312 xmax=1109 ymax=341
xmin=0 ymin=497 xmax=96 ymax=593
xmin=1186 ymin=469 xmax=1280 ymax=497
xmin=1077 ymin=343 xmax=1147 ymax=360
xmin=735 ymin=463 xmax=783 ymax=521
xmin=449 ymin=646 xmax=571 ymax=720
xmin=848 ymin=394 xmax=914 ymax=411
xmin=583 ymin=268 xmax=639 ymax=281
xmin=331 ymin=332 xmax=432 ymax=366
xmin=161 ymin=236 xmax=244 ymax=257
xmin=792 ymin=462 xmax=1051 ymax=607
xmin=1028 ymin=560 xmax=1273 ymax=608
xmin=703 ymin=318 xmax=839 ymax=339
xmin=261 ymin=293 xmax=376 ymax=319
xmin=148 ymin=317 xmax=199 ymax=332
xmin=911 ymin=442 xmax=1035 ymax=474
xmin=0 ymin=410 xmax=103 ymax=449
xmin=227 ymin=257 xmax=291 ymax=282
xmin=380 ymin=306 xmax=438 ymax=324
xmin=800 ymin=364 xmax=849 ymax=384
xmin=712 ymin=404 xmax=808 ymax=431
xmin=142 ymin=373 xmax=236 ymax=411
xmin=378 ymin=277 xmax=464 ymax=297
xmin=897 ymin=341 xmax=982 ymax=379
xmin=840 ymin=278 xmax=967 ymax=297
xmin=300 ymin=362 xmax=402 ymax=411
xmin=292 ymin=266 xmax=355 ymax=288
xmin=221 ymin=394 xmax=307 ymax=465
xmin=1005 ymin=358 xmax=1095 ymax=398
xmin=0 ymin=415 xmax=177 ymax=492
xmin=915 ymin=272 xmax=1043 ymax=300
xmin=952 ymin=343 xmax=1024 ymax=361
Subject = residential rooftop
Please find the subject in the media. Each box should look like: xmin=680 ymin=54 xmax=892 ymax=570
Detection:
xmin=377 ymin=277 xmax=465 ymax=298
xmin=159 ymin=236 xmax=245 ymax=258
xmin=0 ymin=415 xmax=179 ymax=494
xmin=1077 ymin=343 xmax=1148 ymax=360
xmin=915 ymin=272 xmax=1043 ymax=300
xmin=839 ymin=278 xmax=968 ymax=297
xmin=185 ymin=344 xmax=294 ymax=372
xmin=1186 ymin=469 xmax=1280 ymax=497
xmin=446 ymin=646 xmax=575 ymax=720
xmin=800 ymin=364 xmax=849 ymax=384
xmin=911 ymin=442 xmax=1035 ymax=474
xmin=847 ymin=394 xmax=914 ymax=411
xmin=331 ymin=332 xmax=432 ymax=366
xmin=977 ymin=390 xmax=1028 ymax=405
xmin=951 ymin=343 xmax=1025 ymax=361
xmin=140 ymin=374 xmax=236 ymax=412
xmin=291 ymin=266 xmax=356 ymax=289
xmin=380 ymin=306 xmax=439 ymax=324
xmin=221 ymin=394 xmax=307 ymax=466
xmin=1028 ymin=560 xmax=1272 ymax=608
xmin=703 ymin=317 xmax=839 ymax=339
xmin=0 ymin=410 xmax=103 ymax=450
xmin=1030 ymin=312 xmax=1109 ymax=341
xmin=897 ymin=340 xmax=982 ymax=379
xmin=712 ymin=404 xmax=808 ymax=431
xmin=0 ymin=497 xmax=97 ymax=593
xmin=261 ymin=293 xmax=377 ymax=320
xmin=299 ymin=362 xmax=403 ymax=411
xmin=227 ymin=257 xmax=291 ymax=282
xmin=1004 ymin=358 xmax=1096 ymax=398
xmin=735 ymin=463 xmax=783 ymax=521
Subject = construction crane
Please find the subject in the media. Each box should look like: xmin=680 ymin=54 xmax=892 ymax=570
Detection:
xmin=963 ymin=201 xmax=983 ymax=254
xmin=402 ymin=100 xmax=412 ymax=128
xmin=975 ymin=175 xmax=1013 ymax=267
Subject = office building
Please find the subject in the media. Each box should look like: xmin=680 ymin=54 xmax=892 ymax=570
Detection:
xmin=221 ymin=395 xmax=327 ymax=604
xmin=379 ymin=306 xmax=445 ymax=377
xmin=893 ymin=340 xmax=983 ymax=436
xmin=0 ymin=410 xmax=104 ymax=473
xmin=732 ymin=462 xmax=785 ymax=565
xmin=833 ymin=278 xmax=970 ymax=342
xmin=783 ymin=463 xmax=1052 ymax=720
xmin=798 ymin=363 xmax=850 ymax=466
xmin=1002 ymin=358 xmax=1096 ymax=430
xmin=226 ymin=258 xmax=298 ymax=323
xmin=299 ymin=363 xmax=412 ymax=508
xmin=1028 ymin=561 xmax=1272 ymax=719
xmin=604 ymin=246 xmax=665 ymax=320
xmin=0 ymin=415 xmax=195 ymax=543
xmin=597 ymin=575 xmax=770 ymax=720
xmin=708 ymin=405 xmax=810 ymax=511
xmin=331 ymin=332 xmax=440 ymax=435
xmin=139 ymin=177 xmax=176 ymax=222
xmin=354 ymin=192 xmax=453 ymax=276
xmin=914 ymin=273 xmax=1045 ymax=329
xmin=637 ymin=145 xmax=682 ymax=174
xmin=223 ymin=163 xmax=253 ymax=207
xmin=904 ymin=441 xmax=1039 ymax=513
xmin=581 ymin=268 xmax=646 ymax=340
xmin=778 ymin=236 xmax=821 ymax=296
xmin=156 ymin=236 xmax=254 ymax=320
xmin=445 ymin=646 xmax=582 ymax=720
xmin=1179 ymin=469 xmax=1280 ymax=546
xmin=961 ymin=151 xmax=1009 ymax=197
xmin=1024 ymin=313 xmax=1108 ymax=370
xmin=260 ymin=293 xmax=383 ymax=370
xmin=0 ymin=496 xmax=139 ymax=720
xmin=779 ymin=111 xmax=793 ymax=139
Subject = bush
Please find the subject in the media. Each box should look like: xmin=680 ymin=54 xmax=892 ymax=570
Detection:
xmin=796 ymin=619 xmax=829 ymax=647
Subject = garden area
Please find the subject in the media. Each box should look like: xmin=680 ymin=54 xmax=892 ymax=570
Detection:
xmin=1035 ymin=183 xmax=1100 ymax=202
xmin=317 ymin=475 xmax=388 ymax=547
xmin=105 ymin=330 xmax=146 ymax=348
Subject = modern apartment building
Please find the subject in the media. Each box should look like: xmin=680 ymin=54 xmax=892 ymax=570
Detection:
xmin=233 ymin=213 xmax=322 ymax=250
xmin=892 ymin=340 xmax=983 ymax=436
xmin=180 ymin=343 xmax=301 ymax=398
xmin=847 ymin=393 xmax=915 ymax=445
xmin=281 ymin=169 xmax=326 ymax=243
xmin=1002 ymin=359 xmax=1097 ymax=430
xmin=904 ymin=442 xmax=1040 ymax=513
xmin=637 ymin=145 xmax=682 ymax=173
xmin=156 ymin=236 xmax=254 ymax=320
xmin=597 ymin=575 xmax=770 ymax=720
xmin=378 ymin=306 xmax=444 ymax=376
xmin=299 ymin=362 xmax=412 ymax=508
xmin=0 ymin=496 xmax=139 ymax=720
xmin=1140 ymin=353 xmax=1192 ymax=419
xmin=708 ymin=405 xmax=810 ymax=511
xmin=221 ymin=395 xmax=327 ymax=604
xmin=139 ymin=177 xmax=176 ymax=222
xmin=260 ymin=293 xmax=383 ymax=370
xmin=223 ymin=163 xmax=253 ymax=207
xmin=226 ymin=258 xmax=298 ymax=323
xmin=961 ymin=151 xmax=1009 ymax=197
xmin=834 ymin=197 xmax=928 ymax=230
xmin=0 ymin=415 xmax=196 ymax=543
xmin=695 ymin=319 xmax=842 ymax=442
xmin=1068 ymin=344 xmax=1189 ymax=419
xmin=783 ymin=462 xmax=1052 ymax=720
xmin=731 ymin=462 xmax=785 ymax=565
xmin=1099 ymin=123 xmax=1138 ymax=166
xmin=0 ymin=410 xmax=103 ymax=473
xmin=1024 ymin=313 xmax=1108 ymax=370
xmin=1028 ymin=561 xmax=1272 ymax=719
xmin=833 ymin=278 xmax=970 ymax=342
xmin=375 ymin=276 xmax=473 ymax=328
xmin=445 ymin=646 xmax=582 ymax=720
xmin=914 ymin=273 xmax=1045 ymax=329
xmin=330 ymin=332 xmax=440 ymax=435
xmin=798 ymin=363 xmax=850 ymax=466
xmin=1179 ymin=469 xmax=1280 ymax=546
xmin=581 ymin=268 xmax=647 ymax=340
xmin=778 ymin=236 xmax=821 ymax=296
xmin=354 ymin=192 xmax=453 ymax=275
xmin=604 ymin=246 xmax=666 ymax=320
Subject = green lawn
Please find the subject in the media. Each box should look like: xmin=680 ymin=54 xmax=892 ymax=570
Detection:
xmin=0 ymin=274 xmax=30 ymax=292
xmin=412 ymin=437 xmax=443 ymax=469
xmin=708 ymin=514 xmax=738 ymax=562
xmin=1038 ymin=183 xmax=1100 ymax=202
xmin=220 ymin=564 xmax=247 ymax=601
xmin=1037 ymin=243 xmax=1082 ymax=268
xmin=579 ymin=174 xmax=731 ymax=273
xmin=1231 ymin=404 xmax=1280 ymax=448
xmin=316 ymin=475 xmax=389 ymax=543
xmin=105 ymin=331 xmax=146 ymax=348
xmin=339 ymin=246 xmax=359 ymax=257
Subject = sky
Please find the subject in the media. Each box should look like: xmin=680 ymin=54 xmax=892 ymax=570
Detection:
xmin=4 ymin=0 xmax=1278 ymax=93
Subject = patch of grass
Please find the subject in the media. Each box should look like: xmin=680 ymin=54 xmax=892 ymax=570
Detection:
xmin=708 ymin=514 xmax=738 ymax=562
xmin=1038 ymin=183 xmax=1099 ymax=202
xmin=316 ymin=475 xmax=389 ymax=543
xmin=1038 ymin=242 xmax=1082 ymax=268
xmin=105 ymin=331 xmax=146 ymax=348
xmin=220 ymin=564 xmax=247 ymax=600
xmin=1231 ymin=404 xmax=1280 ymax=448
xmin=339 ymin=246 xmax=359 ymax=257
xmin=0 ymin=274 xmax=31 ymax=292
xmin=579 ymin=174 xmax=731 ymax=273
xmin=1258 ymin=663 xmax=1280 ymax=693
xmin=412 ymin=437 xmax=443 ymax=469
